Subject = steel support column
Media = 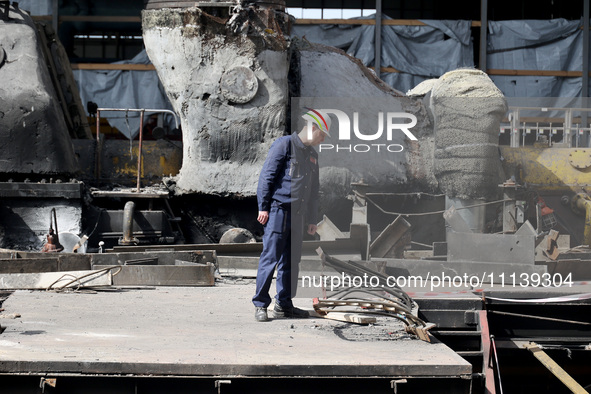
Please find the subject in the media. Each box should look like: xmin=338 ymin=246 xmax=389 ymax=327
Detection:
xmin=52 ymin=0 xmax=58 ymax=35
xmin=479 ymin=311 xmax=496 ymax=394
xmin=479 ymin=0 xmax=488 ymax=71
xmin=583 ymin=0 xmax=590 ymax=99
xmin=137 ymin=109 xmax=145 ymax=192
xmin=583 ymin=0 xmax=590 ymax=143
xmin=375 ymin=0 xmax=382 ymax=77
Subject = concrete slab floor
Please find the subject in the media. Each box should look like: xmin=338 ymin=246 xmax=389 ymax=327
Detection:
xmin=0 ymin=283 xmax=471 ymax=378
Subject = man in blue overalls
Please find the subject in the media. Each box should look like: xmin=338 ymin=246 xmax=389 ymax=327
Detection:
xmin=252 ymin=110 xmax=331 ymax=322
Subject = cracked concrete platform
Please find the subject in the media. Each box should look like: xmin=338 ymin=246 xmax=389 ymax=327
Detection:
xmin=0 ymin=284 xmax=471 ymax=378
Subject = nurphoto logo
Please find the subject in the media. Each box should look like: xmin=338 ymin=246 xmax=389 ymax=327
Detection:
xmin=303 ymin=107 xmax=418 ymax=153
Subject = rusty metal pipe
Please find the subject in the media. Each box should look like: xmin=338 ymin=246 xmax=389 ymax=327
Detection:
xmin=51 ymin=208 xmax=59 ymax=241
xmin=50 ymin=208 xmax=63 ymax=252
xmin=119 ymin=201 xmax=138 ymax=246
xmin=42 ymin=208 xmax=64 ymax=253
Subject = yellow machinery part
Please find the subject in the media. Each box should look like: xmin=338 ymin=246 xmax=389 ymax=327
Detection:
xmin=499 ymin=147 xmax=591 ymax=192
xmin=572 ymin=193 xmax=591 ymax=247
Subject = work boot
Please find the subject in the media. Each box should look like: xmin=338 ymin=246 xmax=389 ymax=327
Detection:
xmin=273 ymin=303 xmax=309 ymax=319
xmin=255 ymin=307 xmax=269 ymax=322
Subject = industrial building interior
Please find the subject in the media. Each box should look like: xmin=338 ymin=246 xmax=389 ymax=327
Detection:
xmin=1 ymin=0 xmax=591 ymax=393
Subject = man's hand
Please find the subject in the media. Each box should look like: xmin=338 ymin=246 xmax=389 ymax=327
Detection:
xmin=307 ymin=224 xmax=317 ymax=235
xmin=257 ymin=211 xmax=269 ymax=225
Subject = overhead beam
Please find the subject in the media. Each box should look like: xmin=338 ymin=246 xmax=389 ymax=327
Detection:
xmin=32 ymin=14 xmax=486 ymax=27
xmin=295 ymin=18 xmax=481 ymax=26
xmin=488 ymin=69 xmax=586 ymax=77
xmin=71 ymin=63 xmax=156 ymax=71
xmin=32 ymin=15 xmax=141 ymax=23
xmin=378 ymin=68 xmax=586 ymax=77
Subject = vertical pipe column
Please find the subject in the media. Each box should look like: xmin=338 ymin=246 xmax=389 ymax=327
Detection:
xmin=510 ymin=109 xmax=521 ymax=147
xmin=502 ymin=185 xmax=517 ymax=233
xmin=52 ymin=0 xmax=59 ymax=35
xmin=375 ymin=0 xmax=382 ymax=78
xmin=565 ymin=108 xmax=573 ymax=147
xmin=137 ymin=109 xmax=145 ymax=192
xmin=583 ymin=0 xmax=590 ymax=146
xmin=583 ymin=0 xmax=589 ymax=98
xmin=119 ymin=201 xmax=137 ymax=246
xmin=479 ymin=0 xmax=488 ymax=72
xmin=95 ymin=110 xmax=101 ymax=180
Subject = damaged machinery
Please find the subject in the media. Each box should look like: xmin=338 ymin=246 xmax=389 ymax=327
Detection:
xmin=1 ymin=1 xmax=591 ymax=393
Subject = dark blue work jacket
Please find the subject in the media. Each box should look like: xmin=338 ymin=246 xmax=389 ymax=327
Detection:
xmin=257 ymin=133 xmax=320 ymax=226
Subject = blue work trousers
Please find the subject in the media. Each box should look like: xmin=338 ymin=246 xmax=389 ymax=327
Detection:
xmin=252 ymin=204 xmax=303 ymax=308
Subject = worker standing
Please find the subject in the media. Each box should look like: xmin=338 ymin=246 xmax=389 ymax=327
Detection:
xmin=252 ymin=110 xmax=331 ymax=322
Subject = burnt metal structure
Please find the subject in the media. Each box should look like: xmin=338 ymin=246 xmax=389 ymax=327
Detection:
xmin=1 ymin=2 xmax=591 ymax=394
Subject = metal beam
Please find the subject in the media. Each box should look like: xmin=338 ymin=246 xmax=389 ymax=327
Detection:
xmin=524 ymin=343 xmax=589 ymax=394
xmin=479 ymin=311 xmax=496 ymax=394
xmin=584 ymin=0 xmax=590 ymax=142
xmin=479 ymin=0 xmax=488 ymax=71
xmin=375 ymin=0 xmax=382 ymax=77
xmin=93 ymin=264 xmax=215 ymax=286
xmin=583 ymin=0 xmax=590 ymax=99
xmin=0 ymin=182 xmax=82 ymax=199
xmin=369 ymin=215 xmax=411 ymax=258
xmin=109 ymin=238 xmax=363 ymax=256
xmin=0 ymin=269 xmax=112 ymax=290
xmin=52 ymin=0 xmax=58 ymax=35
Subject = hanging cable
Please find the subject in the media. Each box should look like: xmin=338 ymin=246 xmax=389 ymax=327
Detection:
xmin=358 ymin=191 xmax=512 ymax=217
